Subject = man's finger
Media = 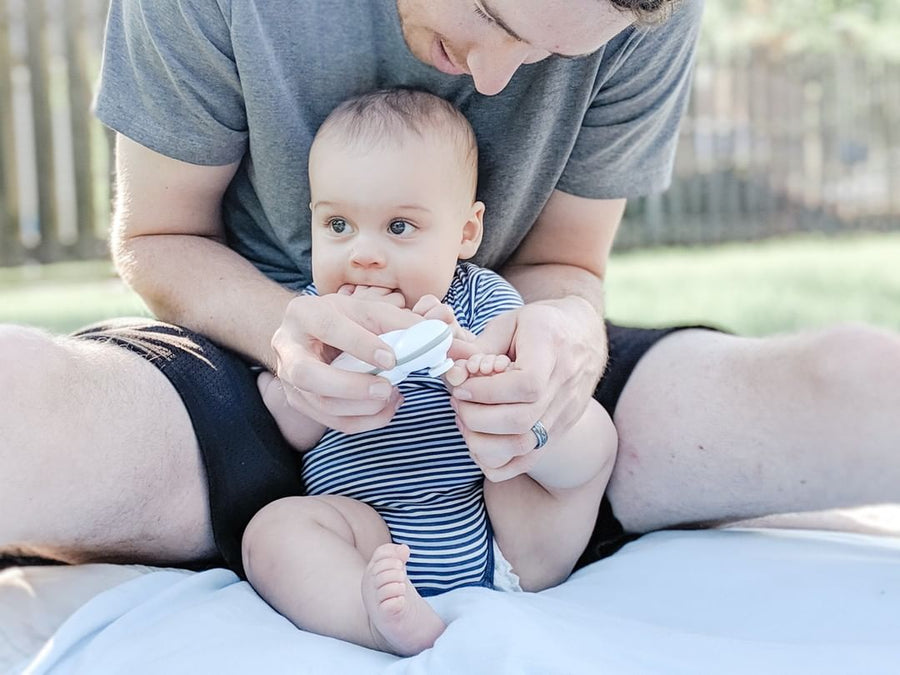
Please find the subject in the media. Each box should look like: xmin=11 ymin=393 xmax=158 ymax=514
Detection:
xmin=452 ymin=398 xmax=544 ymax=436
xmin=451 ymin=367 xmax=543 ymax=405
xmin=280 ymin=357 xmax=395 ymax=401
xmin=482 ymin=453 xmax=541 ymax=483
xmin=295 ymin=295 xmax=420 ymax=367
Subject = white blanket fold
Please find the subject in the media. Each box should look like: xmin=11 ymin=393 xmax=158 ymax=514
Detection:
xmin=22 ymin=529 xmax=900 ymax=675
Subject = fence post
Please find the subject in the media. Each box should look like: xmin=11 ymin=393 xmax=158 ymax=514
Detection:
xmin=0 ymin=0 xmax=23 ymax=265
xmin=24 ymin=0 xmax=60 ymax=262
xmin=65 ymin=0 xmax=103 ymax=258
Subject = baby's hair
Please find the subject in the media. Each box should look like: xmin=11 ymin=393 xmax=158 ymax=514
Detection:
xmin=313 ymin=89 xmax=478 ymax=198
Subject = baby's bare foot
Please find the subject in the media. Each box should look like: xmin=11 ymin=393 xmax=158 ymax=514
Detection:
xmin=361 ymin=543 xmax=445 ymax=656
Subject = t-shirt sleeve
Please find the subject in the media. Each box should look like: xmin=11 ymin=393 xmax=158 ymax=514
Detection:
xmin=466 ymin=268 xmax=524 ymax=336
xmin=93 ymin=0 xmax=247 ymax=165
xmin=556 ymin=0 xmax=704 ymax=199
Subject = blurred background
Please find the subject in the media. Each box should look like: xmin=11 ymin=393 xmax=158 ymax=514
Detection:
xmin=0 ymin=0 xmax=898 ymax=334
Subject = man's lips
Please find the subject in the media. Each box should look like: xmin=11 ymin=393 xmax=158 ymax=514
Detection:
xmin=431 ymin=37 xmax=467 ymax=76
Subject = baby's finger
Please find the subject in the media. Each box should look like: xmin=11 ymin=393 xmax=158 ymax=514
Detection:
xmin=466 ymin=354 xmax=484 ymax=374
xmin=478 ymin=355 xmax=500 ymax=375
xmin=411 ymin=294 xmax=442 ymax=316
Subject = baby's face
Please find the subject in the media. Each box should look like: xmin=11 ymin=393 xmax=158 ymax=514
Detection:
xmin=309 ymin=133 xmax=481 ymax=307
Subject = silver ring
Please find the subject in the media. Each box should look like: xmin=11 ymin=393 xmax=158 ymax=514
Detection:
xmin=530 ymin=420 xmax=549 ymax=450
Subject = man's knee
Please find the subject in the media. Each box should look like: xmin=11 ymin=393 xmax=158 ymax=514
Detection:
xmin=800 ymin=323 xmax=900 ymax=394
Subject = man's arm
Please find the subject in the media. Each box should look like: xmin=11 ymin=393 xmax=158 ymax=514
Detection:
xmin=112 ymin=135 xmax=415 ymax=435
xmin=112 ymin=134 xmax=294 ymax=369
xmin=500 ymin=190 xmax=624 ymax=314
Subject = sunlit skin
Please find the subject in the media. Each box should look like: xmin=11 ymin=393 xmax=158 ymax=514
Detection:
xmin=396 ymin=0 xmax=635 ymax=95
xmin=309 ymin=132 xmax=484 ymax=308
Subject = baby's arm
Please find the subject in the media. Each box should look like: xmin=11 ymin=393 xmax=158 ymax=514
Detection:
xmin=258 ymin=370 xmax=328 ymax=452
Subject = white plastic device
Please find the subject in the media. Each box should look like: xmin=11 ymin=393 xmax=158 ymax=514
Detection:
xmin=330 ymin=319 xmax=455 ymax=385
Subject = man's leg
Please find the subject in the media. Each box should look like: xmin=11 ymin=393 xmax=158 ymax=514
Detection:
xmin=0 ymin=324 xmax=213 ymax=564
xmin=607 ymin=323 xmax=900 ymax=532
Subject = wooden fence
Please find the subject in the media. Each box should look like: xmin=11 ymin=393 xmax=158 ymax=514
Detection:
xmin=0 ymin=0 xmax=110 ymax=267
xmin=618 ymin=49 xmax=900 ymax=248
xmin=1 ymin=5 xmax=899 ymax=265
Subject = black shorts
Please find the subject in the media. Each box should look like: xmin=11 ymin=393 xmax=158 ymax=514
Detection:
xmin=73 ymin=319 xmax=701 ymax=577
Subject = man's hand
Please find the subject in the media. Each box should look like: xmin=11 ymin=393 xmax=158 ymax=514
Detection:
xmin=446 ymin=297 xmax=607 ymax=481
xmin=271 ymin=293 xmax=421 ymax=434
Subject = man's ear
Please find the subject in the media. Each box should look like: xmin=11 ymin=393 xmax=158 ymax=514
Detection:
xmin=458 ymin=201 xmax=485 ymax=260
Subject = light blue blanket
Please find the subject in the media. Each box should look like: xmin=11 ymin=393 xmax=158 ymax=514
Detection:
xmin=21 ymin=529 xmax=900 ymax=675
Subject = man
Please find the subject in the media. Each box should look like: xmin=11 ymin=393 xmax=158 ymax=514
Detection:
xmin=1 ymin=0 xmax=898 ymax=574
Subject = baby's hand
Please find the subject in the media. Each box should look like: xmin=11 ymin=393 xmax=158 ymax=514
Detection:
xmin=338 ymin=284 xmax=406 ymax=308
xmin=412 ymin=294 xmax=475 ymax=342
xmin=444 ymin=353 xmax=512 ymax=387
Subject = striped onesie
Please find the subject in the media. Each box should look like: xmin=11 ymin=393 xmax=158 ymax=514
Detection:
xmin=302 ymin=263 xmax=523 ymax=596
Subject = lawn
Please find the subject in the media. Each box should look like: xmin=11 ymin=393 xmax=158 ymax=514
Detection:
xmin=1 ymin=231 xmax=899 ymax=336
xmin=604 ymin=231 xmax=900 ymax=335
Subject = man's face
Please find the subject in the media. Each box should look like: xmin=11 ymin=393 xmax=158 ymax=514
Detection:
xmin=396 ymin=0 xmax=635 ymax=96
xmin=309 ymin=133 xmax=481 ymax=307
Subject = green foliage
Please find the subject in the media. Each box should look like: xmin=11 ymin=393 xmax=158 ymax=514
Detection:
xmin=700 ymin=0 xmax=900 ymax=61
xmin=3 ymin=233 xmax=900 ymax=337
xmin=604 ymin=232 xmax=900 ymax=336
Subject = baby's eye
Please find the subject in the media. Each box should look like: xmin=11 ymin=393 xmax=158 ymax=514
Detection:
xmin=388 ymin=220 xmax=414 ymax=236
xmin=328 ymin=218 xmax=348 ymax=234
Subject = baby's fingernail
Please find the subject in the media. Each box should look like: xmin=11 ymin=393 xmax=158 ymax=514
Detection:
xmin=454 ymin=388 xmax=472 ymax=401
xmin=370 ymin=382 xmax=391 ymax=399
xmin=374 ymin=349 xmax=394 ymax=368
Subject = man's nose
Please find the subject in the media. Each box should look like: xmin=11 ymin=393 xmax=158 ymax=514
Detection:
xmin=466 ymin=42 xmax=536 ymax=96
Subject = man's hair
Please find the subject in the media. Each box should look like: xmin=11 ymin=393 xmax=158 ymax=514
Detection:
xmin=313 ymin=88 xmax=478 ymax=196
xmin=609 ymin=0 xmax=681 ymax=25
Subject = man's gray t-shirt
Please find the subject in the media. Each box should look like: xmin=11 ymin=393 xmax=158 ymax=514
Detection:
xmin=94 ymin=0 xmax=703 ymax=290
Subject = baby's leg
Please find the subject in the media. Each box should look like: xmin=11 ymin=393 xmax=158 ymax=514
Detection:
xmin=242 ymin=495 xmax=444 ymax=656
xmin=484 ymin=400 xmax=617 ymax=591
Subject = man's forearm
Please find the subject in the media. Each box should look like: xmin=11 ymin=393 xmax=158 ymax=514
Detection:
xmin=117 ymin=233 xmax=296 ymax=370
xmin=500 ymin=261 xmax=606 ymax=321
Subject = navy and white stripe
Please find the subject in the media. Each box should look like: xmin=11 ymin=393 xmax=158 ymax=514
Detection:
xmin=302 ymin=263 xmax=523 ymax=595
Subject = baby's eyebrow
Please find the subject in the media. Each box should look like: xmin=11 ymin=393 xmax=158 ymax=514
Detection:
xmin=394 ymin=204 xmax=433 ymax=213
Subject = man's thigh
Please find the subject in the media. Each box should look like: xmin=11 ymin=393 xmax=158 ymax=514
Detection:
xmin=0 ymin=324 xmax=213 ymax=564
xmin=606 ymin=325 xmax=900 ymax=532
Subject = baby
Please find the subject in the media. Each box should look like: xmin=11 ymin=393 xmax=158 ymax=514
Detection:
xmin=243 ymin=89 xmax=618 ymax=656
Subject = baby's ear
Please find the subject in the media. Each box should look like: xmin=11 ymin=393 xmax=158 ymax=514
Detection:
xmin=458 ymin=201 xmax=485 ymax=260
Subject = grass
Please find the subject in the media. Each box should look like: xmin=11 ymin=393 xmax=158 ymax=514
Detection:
xmin=604 ymin=231 xmax=900 ymax=335
xmin=1 ymin=232 xmax=899 ymax=335
xmin=0 ymin=260 xmax=150 ymax=333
